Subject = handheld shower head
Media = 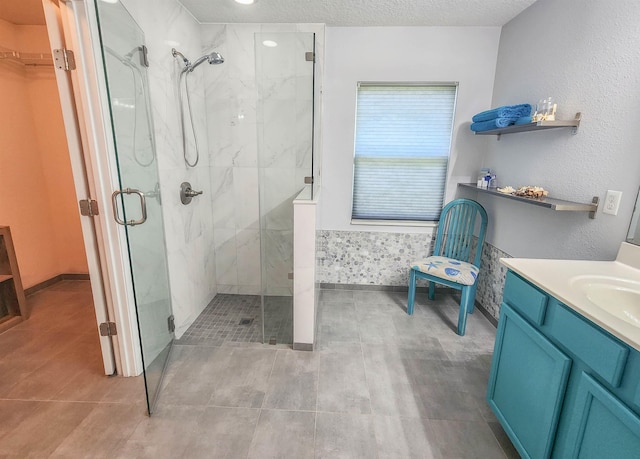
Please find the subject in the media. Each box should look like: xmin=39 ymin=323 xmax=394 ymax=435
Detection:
xmin=207 ymin=52 xmax=225 ymax=65
xmin=172 ymin=48 xmax=224 ymax=73
xmin=189 ymin=51 xmax=225 ymax=71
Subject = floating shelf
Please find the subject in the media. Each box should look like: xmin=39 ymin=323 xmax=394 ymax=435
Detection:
xmin=474 ymin=112 xmax=581 ymax=139
xmin=458 ymin=183 xmax=599 ymax=218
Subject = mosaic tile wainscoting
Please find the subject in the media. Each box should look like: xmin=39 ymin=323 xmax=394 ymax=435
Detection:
xmin=316 ymin=230 xmax=436 ymax=286
xmin=317 ymin=230 xmax=511 ymax=323
xmin=476 ymin=241 xmax=511 ymax=322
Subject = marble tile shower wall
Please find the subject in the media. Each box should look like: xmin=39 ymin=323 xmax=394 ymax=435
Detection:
xmin=316 ymin=230 xmax=510 ymax=322
xmin=122 ymin=0 xmax=216 ymax=338
xmin=200 ymin=23 xmax=323 ymax=296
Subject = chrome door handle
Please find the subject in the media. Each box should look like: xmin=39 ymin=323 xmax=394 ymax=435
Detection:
xmin=111 ymin=188 xmax=148 ymax=226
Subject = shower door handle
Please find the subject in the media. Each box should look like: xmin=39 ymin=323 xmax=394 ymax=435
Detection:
xmin=111 ymin=188 xmax=148 ymax=226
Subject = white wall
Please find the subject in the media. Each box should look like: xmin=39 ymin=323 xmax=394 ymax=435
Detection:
xmin=480 ymin=0 xmax=640 ymax=261
xmin=319 ymin=26 xmax=501 ymax=233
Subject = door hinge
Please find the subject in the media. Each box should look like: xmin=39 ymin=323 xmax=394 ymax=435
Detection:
xmin=305 ymin=51 xmax=315 ymax=62
xmin=79 ymin=199 xmax=99 ymax=217
xmin=99 ymin=322 xmax=117 ymax=337
xmin=139 ymin=45 xmax=149 ymax=68
xmin=53 ymin=48 xmax=76 ymax=71
xmin=168 ymin=315 xmax=175 ymax=333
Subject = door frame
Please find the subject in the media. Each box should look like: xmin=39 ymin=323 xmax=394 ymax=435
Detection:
xmin=46 ymin=0 xmax=144 ymax=377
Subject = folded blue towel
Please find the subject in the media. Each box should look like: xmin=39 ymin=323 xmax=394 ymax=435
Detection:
xmin=469 ymin=117 xmax=516 ymax=132
xmin=514 ymin=116 xmax=533 ymax=125
xmin=472 ymin=104 xmax=532 ymax=123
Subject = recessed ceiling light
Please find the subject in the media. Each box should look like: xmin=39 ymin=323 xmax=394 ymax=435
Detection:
xmin=234 ymin=0 xmax=255 ymax=5
xmin=262 ymin=40 xmax=277 ymax=47
xmin=100 ymin=0 xmax=119 ymax=4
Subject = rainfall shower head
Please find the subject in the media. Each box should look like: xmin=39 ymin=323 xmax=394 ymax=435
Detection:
xmin=172 ymin=48 xmax=224 ymax=73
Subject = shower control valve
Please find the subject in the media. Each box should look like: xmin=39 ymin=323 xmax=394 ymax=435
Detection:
xmin=180 ymin=182 xmax=203 ymax=205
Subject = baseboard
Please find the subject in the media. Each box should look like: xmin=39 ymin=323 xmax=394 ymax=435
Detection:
xmin=474 ymin=301 xmax=498 ymax=328
xmin=25 ymin=273 xmax=90 ymax=296
xmin=293 ymin=342 xmax=313 ymax=351
xmin=320 ymin=282 xmax=430 ymax=293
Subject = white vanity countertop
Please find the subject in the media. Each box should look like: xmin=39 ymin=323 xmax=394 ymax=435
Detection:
xmin=501 ymin=242 xmax=640 ymax=352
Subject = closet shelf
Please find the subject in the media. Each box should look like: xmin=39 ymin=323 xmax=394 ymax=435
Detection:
xmin=458 ymin=183 xmax=599 ymax=218
xmin=0 ymin=274 xmax=13 ymax=283
xmin=474 ymin=112 xmax=581 ymax=139
xmin=0 ymin=47 xmax=53 ymax=67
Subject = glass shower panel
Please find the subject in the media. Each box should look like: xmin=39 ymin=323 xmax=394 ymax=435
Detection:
xmin=255 ymin=32 xmax=315 ymax=345
xmin=94 ymin=0 xmax=174 ymax=414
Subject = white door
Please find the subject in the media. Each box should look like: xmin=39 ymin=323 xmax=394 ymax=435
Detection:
xmin=42 ymin=0 xmax=117 ymax=375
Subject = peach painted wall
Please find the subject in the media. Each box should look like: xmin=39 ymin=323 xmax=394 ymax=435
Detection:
xmin=0 ymin=19 xmax=88 ymax=288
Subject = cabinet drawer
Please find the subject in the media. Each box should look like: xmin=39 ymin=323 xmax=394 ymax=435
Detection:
xmin=548 ymin=301 xmax=629 ymax=388
xmin=503 ymin=271 xmax=548 ymax=326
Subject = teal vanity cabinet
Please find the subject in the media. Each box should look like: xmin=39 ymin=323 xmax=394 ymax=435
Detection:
xmin=487 ymin=270 xmax=640 ymax=459
xmin=486 ymin=286 xmax=571 ymax=458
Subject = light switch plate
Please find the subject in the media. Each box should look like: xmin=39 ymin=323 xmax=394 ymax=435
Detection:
xmin=603 ymin=190 xmax=622 ymax=215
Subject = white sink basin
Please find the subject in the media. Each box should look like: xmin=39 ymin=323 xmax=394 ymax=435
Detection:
xmin=570 ymin=275 xmax=640 ymax=327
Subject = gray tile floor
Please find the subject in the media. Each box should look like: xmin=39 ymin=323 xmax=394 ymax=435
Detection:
xmin=176 ymin=294 xmax=293 ymax=346
xmin=0 ymin=281 xmax=518 ymax=458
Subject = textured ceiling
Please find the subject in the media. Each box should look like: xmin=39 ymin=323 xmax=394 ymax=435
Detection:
xmin=0 ymin=0 xmax=538 ymax=27
xmin=179 ymin=0 xmax=538 ymax=26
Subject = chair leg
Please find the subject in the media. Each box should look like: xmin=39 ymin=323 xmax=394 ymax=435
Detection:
xmin=428 ymin=281 xmax=436 ymax=300
xmin=457 ymin=285 xmax=476 ymax=336
xmin=407 ymin=269 xmax=417 ymax=315
xmin=467 ymin=284 xmax=476 ymax=314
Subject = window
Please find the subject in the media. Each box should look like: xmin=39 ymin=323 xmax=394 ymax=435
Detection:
xmin=352 ymin=83 xmax=457 ymax=222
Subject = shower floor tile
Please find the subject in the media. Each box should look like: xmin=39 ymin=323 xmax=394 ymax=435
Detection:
xmin=175 ymin=294 xmax=293 ymax=346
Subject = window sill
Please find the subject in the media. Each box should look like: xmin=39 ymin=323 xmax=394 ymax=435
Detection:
xmin=350 ymin=219 xmax=438 ymax=228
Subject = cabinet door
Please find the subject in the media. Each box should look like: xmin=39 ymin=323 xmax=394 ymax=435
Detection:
xmin=487 ymin=304 xmax=572 ymax=459
xmin=565 ymin=372 xmax=640 ymax=458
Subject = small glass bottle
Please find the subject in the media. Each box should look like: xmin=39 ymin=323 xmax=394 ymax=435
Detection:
xmin=541 ymin=99 xmax=548 ymax=120
xmin=547 ymin=97 xmax=556 ymax=121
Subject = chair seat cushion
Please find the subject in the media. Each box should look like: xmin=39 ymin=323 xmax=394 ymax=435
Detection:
xmin=410 ymin=256 xmax=479 ymax=286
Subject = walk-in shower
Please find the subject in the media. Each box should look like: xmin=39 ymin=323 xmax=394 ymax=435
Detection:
xmin=172 ymin=48 xmax=224 ymax=167
xmin=175 ymin=31 xmax=317 ymax=348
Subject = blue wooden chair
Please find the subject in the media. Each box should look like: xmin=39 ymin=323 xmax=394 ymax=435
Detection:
xmin=407 ymin=198 xmax=488 ymax=336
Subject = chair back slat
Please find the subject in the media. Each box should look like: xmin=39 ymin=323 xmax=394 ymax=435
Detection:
xmin=433 ymin=199 xmax=488 ymax=268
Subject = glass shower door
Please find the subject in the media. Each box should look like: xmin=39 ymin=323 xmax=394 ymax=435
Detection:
xmin=94 ymin=0 xmax=173 ymax=414
xmin=255 ymin=32 xmax=315 ymax=345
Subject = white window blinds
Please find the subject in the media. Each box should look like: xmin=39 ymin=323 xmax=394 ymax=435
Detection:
xmin=352 ymin=84 xmax=457 ymax=221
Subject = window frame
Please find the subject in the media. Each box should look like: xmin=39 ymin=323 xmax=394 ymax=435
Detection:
xmin=350 ymin=81 xmax=458 ymax=225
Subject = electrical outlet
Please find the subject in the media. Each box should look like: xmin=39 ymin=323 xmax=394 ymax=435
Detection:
xmin=603 ymin=190 xmax=622 ymax=216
